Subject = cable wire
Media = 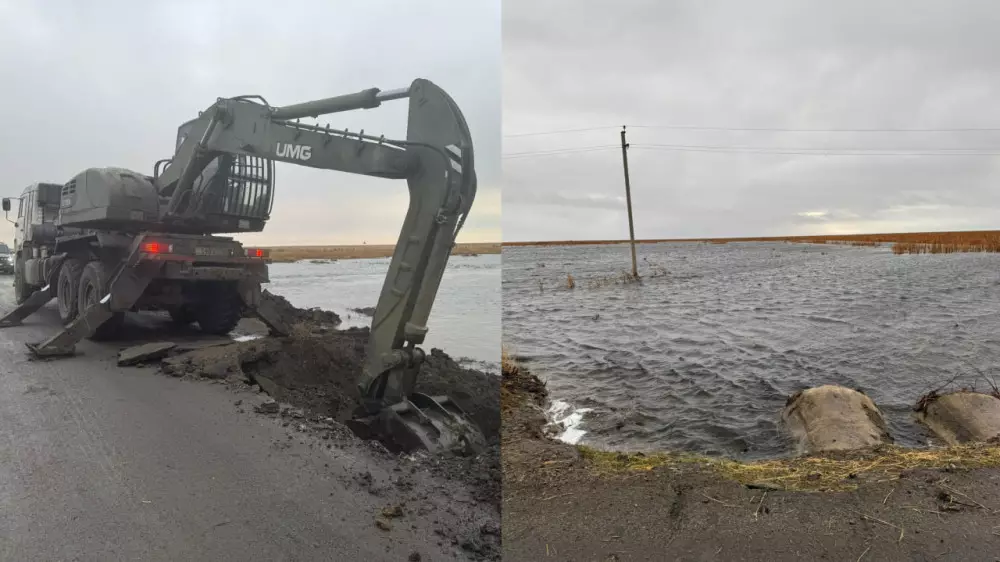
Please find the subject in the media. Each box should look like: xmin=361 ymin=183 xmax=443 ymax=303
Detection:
xmin=503 ymin=124 xmax=1000 ymax=137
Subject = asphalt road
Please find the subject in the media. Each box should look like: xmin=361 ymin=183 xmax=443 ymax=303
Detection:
xmin=0 ymin=280 xmax=486 ymax=561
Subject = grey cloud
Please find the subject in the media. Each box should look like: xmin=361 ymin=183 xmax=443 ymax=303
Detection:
xmin=0 ymin=0 xmax=500 ymax=245
xmin=503 ymin=0 xmax=1000 ymax=241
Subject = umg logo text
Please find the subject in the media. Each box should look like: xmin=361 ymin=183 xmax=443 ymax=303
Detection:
xmin=275 ymin=143 xmax=313 ymax=161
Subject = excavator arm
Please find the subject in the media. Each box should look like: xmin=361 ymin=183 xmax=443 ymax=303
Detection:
xmin=154 ymin=79 xmax=481 ymax=452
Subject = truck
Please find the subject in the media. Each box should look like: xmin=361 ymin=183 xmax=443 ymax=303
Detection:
xmin=0 ymin=79 xmax=481 ymax=454
xmin=0 ymin=242 xmax=12 ymax=275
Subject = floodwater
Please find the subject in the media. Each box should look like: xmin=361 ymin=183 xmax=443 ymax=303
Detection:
xmin=265 ymin=253 xmax=500 ymax=370
xmin=502 ymin=242 xmax=1000 ymax=460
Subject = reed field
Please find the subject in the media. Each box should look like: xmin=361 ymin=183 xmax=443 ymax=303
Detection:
xmin=504 ymin=231 xmax=1000 ymax=255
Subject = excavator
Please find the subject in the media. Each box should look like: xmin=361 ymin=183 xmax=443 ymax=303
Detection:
xmin=0 ymin=79 xmax=483 ymax=454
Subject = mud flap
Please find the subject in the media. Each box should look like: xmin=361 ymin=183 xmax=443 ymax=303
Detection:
xmin=347 ymin=393 xmax=486 ymax=455
xmin=0 ymin=284 xmax=55 ymax=328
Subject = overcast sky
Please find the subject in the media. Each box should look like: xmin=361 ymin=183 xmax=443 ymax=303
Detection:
xmin=503 ymin=0 xmax=1000 ymax=242
xmin=0 ymin=0 xmax=499 ymax=246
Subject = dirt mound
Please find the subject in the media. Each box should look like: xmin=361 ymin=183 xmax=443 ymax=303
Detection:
xmin=915 ymin=390 xmax=1000 ymax=445
xmin=162 ymin=328 xmax=499 ymax=440
xmin=261 ymin=290 xmax=342 ymax=327
xmin=782 ymin=385 xmax=893 ymax=454
xmin=158 ymin=297 xmax=500 ymax=514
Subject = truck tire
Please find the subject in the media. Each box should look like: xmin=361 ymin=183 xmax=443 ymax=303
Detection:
xmin=78 ymin=261 xmax=124 ymax=340
xmin=56 ymin=259 xmax=85 ymax=324
xmin=169 ymin=305 xmax=196 ymax=325
xmin=195 ymin=284 xmax=243 ymax=335
xmin=13 ymin=259 xmax=34 ymax=305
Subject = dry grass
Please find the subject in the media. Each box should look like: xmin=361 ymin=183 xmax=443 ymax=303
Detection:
xmin=501 ymin=345 xmax=520 ymax=376
xmin=578 ymin=443 xmax=1000 ymax=492
xmin=505 ymin=231 xmax=1000 ymax=255
xmin=264 ymin=242 xmax=500 ymax=262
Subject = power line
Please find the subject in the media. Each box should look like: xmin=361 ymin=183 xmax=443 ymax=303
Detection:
xmin=502 ymin=143 xmax=1000 ymax=159
xmin=503 ymin=124 xmax=1000 ymax=138
xmin=630 ymin=143 xmax=1000 ymax=156
xmin=503 ymin=126 xmax=617 ymax=138
xmin=502 ymin=145 xmax=619 ymax=159
xmin=630 ymin=124 xmax=1000 ymax=133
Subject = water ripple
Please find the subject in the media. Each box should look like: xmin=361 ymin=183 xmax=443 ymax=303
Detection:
xmin=503 ymin=242 xmax=1000 ymax=459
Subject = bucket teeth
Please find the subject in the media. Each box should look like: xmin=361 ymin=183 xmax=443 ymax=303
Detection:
xmin=347 ymin=393 xmax=485 ymax=455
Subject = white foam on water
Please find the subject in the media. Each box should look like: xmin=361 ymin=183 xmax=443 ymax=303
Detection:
xmin=547 ymin=399 xmax=593 ymax=445
xmin=232 ymin=334 xmax=264 ymax=342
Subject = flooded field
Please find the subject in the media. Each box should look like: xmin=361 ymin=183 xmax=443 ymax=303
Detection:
xmin=502 ymin=242 xmax=1000 ymax=459
xmin=265 ymin=253 xmax=500 ymax=370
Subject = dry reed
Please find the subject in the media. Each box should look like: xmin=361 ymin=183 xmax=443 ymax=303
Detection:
xmin=578 ymin=443 xmax=1000 ymax=492
xmin=505 ymin=231 xmax=1000 ymax=255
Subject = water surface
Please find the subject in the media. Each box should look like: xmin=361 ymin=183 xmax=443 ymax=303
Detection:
xmin=503 ymin=242 xmax=1000 ymax=459
xmin=266 ymin=254 xmax=500 ymax=370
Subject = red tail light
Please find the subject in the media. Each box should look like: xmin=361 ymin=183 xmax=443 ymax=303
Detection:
xmin=141 ymin=241 xmax=173 ymax=254
xmin=246 ymin=248 xmax=266 ymax=258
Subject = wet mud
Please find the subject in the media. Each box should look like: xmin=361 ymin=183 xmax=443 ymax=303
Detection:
xmin=148 ymin=297 xmax=501 ymax=559
xmin=259 ymin=289 xmax=342 ymax=327
xmin=112 ymin=295 xmax=500 ymax=559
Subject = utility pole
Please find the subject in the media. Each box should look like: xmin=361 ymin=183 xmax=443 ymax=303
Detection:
xmin=620 ymin=126 xmax=638 ymax=278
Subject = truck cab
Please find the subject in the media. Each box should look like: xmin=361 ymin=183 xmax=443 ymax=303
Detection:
xmin=3 ymin=183 xmax=64 ymax=301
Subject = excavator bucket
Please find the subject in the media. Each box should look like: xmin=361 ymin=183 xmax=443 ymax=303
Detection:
xmin=347 ymin=393 xmax=486 ymax=456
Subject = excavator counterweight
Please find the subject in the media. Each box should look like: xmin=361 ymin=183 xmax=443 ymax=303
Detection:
xmin=0 ymin=79 xmax=482 ymax=454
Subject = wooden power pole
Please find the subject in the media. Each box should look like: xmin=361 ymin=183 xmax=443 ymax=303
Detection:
xmin=620 ymin=126 xmax=638 ymax=277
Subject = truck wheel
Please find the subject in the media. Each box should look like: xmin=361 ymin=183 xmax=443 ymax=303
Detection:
xmin=56 ymin=259 xmax=85 ymax=324
xmin=14 ymin=259 xmax=35 ymax=304
xmin=169 ymin=306 xmax=196 ymax=325
xmin=195 ymin=284 xmax=243 ymax=335
xmin=78 ymin=261 xmax=124 ymax=340
xmin=13 ymin=259 xmax=34 ymax=305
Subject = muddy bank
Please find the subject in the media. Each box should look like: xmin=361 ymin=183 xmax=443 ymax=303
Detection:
xmin=782 ymin=385 xmax=892 ymax=454
xmin=501 ymin=357 xmax=1000 ymax=562
xmin=160 ymin=329 xmax=500 ymax=441
xmin=259 ymin=289 xmax=342 ymax=326
xmin=916 ymin=390 xmax=1000 ymax=445
xmin=151 ymin=302 xmax=501 ymax=529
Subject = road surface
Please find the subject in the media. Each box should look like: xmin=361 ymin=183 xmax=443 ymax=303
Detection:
xmin=0 ymin=281 xmax=492 ymax=561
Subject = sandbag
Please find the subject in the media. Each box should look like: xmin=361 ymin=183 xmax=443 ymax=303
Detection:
xmin=915 ymin=391 xmax=1000 ymax=445
xmin=782 ymin=385 xmax=892 ymax=454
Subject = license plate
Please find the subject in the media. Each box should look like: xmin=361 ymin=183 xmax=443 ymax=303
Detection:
xmin=195 ymin=246 xmax=231 ymax=257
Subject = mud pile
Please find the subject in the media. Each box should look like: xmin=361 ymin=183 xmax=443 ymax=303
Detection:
xmin=162 ymin=328 xmax=500 ymax=438
xmin=260 ymin=289 xmax=342 ymax=327
xmin=157 ymin=300 xmax=501 ymax=511
xmin=782 ymin=385 xmax=893 ymax=454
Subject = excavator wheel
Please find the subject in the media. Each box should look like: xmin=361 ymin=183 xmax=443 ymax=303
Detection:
xmin=56 ymin=259 xmax=84 ymax=324
xmin=78 ymin=261 xmax=124 ymax=341
xmin=195 ymin=283 xmax=243 ymax=335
